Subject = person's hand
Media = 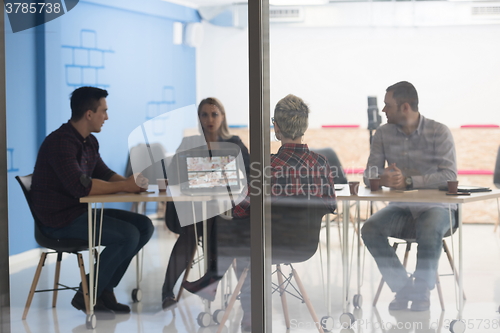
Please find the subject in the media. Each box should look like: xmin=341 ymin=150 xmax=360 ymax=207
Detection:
xmin=123 ymin=175 xmax=145 ymax=193
xmin=135 ymin=173 xmax=149 ymax=191
xmin=380 ymin=163 xmax=405 ymax=189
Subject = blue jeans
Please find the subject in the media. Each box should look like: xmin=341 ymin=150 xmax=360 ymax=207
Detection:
xmin=361 ymin=205 xmax=455 ymax=293
xmin=42 ymin=209 xmax=154 ymax=296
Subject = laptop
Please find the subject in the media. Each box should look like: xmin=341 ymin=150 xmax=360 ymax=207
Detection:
xmin=176 ymin=145 xmax=244 ymax=196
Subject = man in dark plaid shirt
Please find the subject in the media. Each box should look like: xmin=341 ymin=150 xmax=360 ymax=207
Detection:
xmin=31 ymin=87 xmax=154 ymax=317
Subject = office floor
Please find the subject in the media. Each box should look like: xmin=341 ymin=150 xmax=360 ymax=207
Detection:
xmin=8 ymin=216 xmax=500 ymax=333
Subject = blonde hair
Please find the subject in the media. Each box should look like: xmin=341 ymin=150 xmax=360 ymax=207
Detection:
xmin=198 ymin=97 xmax=232 ymax=140
xmin=274 ymin=94 xmax=309 ymax=140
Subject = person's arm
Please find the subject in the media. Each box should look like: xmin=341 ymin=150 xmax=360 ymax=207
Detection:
xmin=89 ymin=174 xmax=145 ymax=195
xmin=363 ymin=129 xmax=386 ymax=186
xmin=411 ymin=125 xmax=457 ymax=189
xmin=109 ymin=173 xmax=126 ymax=181
xmin=89 ymin=138 xmax=149 ymax=194
xmin=50 ymin=137 xmax=146 ymax=197
xmin=232 ymin=186 xmax=250 ymax=219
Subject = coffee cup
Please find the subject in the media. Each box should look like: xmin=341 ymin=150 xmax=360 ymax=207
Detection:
xmin=348 ymin=181 xmax=360 ymax=195
xmin=447 ymin=180 xmax=458 ymax=194
xmin=157 ymin=178 xmax=168 ymax=192
xmin=369 ymin=178 xmax=381 ymax=191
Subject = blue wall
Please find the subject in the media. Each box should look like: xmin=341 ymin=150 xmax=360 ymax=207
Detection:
xmin=6 ymin=0 xmax=200 ymax=255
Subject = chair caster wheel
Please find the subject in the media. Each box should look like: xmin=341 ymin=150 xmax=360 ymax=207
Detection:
xmin=132 ymin=288 xmax=142 ymax=302
xmin=339 ymin=312 xmax=355 ymax=328
xmin=213 ymin=309 xmax=225 ymax=324
xmin=353 ymin=294 xmax=363 ymax=308
xmin=449 ymin=320 xmax=466 ymax=333
xmin=340 ymin=329 xmax=355 ymax=333
xmin=197 ymin=311 xmax=212 ymax=327
xmin=321 ymin=315 xmax=334 ymax=332
xmin=86 ymin=314 xmax=96 ymax=329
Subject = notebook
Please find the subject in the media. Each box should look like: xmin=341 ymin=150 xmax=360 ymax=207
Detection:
xmin=438 ymin=185 xmax=491 ymax=193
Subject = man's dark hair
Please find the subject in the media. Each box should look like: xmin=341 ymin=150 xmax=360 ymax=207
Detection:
xmin=70 ymin=86 xmax=108 ymax=121
xmin=386 ymin=81 xmax=418 ymax=112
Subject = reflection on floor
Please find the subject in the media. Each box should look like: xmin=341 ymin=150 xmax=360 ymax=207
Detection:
xmin=8 ymin=217 xmax=500 ymax=333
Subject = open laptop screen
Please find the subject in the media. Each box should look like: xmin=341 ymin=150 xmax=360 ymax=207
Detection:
xmin=177 ymin=146 xmax=243 ymax=195
xmin=186 ymin=155 xmax=239 ymax=189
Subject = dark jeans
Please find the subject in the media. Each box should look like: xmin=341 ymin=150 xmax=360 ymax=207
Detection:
xmin=361 ymin=206 xmax=454 ymax=292
xmin=42 ymin=209 xmax=154 ymax=296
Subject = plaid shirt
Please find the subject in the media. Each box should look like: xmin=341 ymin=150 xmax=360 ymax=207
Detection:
xmin=233 ymin=143 xmax=337 ymax=219
xmin=31 ymin=122 xmax=116 ymax=228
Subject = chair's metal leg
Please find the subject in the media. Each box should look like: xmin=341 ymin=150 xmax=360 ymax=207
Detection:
xmin=216 ymin=267 xmax=249 ymax=333
xmin=373 ymin=242 xmax=399 ymax=307
xmin=77 ymin=253 xmax=90 ymax=314
xmin=435 ymin=273 xmax=445 ymax=311
xmin=276 ymin=264 xmax=291 ymax=329
xmin=52 ymin=252 xmax=63 ymax=308
xmin=402 ymin=242 xmax=411 ymax=268
xmin=291 ymin=266 xmax=325 ymax=333
xmin=23 ymin=252 xmax=48 ymax=320
xmin=442 ymin=239 xmax=466 ymax=301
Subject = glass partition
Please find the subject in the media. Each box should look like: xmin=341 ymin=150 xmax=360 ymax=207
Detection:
xmin=266 ymin=1 xmax=500 ymax=332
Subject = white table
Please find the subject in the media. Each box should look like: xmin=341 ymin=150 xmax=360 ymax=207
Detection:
xmin=333 ymin=185 xmax=500 ymax=333
xmin=80 ymin=189 xmax=214 ymax=329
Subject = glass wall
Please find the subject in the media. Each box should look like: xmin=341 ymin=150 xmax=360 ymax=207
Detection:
xmin=4 ymin=1 xmax=500 ymax=332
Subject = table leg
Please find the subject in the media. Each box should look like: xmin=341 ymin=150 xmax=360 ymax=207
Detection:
xmin=201 ymin=201 xmax=212 ymax=319
xmin=449 ymin=203 xmax=466 ymax=333
xmin=355 ymin=201 xmax=362 ymax=308
xmin=339 ymin=200 xmax=355 ymax=328
xmin=458 ymin=203 xmax=463 ymax=319
xmin=342 ymin=200 xmax=349 ymax=312
xmin=86 ymin=203 xmax=96 ymax=329
xmin=203 ymin=202 xmax=208 ymax=272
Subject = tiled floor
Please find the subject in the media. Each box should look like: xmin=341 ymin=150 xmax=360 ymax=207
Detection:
xmin=8 ymin=217 xmax=500 ymax=333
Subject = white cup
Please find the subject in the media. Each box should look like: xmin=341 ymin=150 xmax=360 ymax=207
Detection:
xmin=157 ymin=178 xmax=168 ymax=192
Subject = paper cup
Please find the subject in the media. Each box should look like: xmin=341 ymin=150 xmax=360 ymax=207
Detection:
xmin=447 ymin=180 xmax=458 ymax=194
xmin=369 ymin=178 xmax=381 ymax=191
xmin=157 ymin=178 xmax=168 ymax=192
xmin=348 ymin=181 xmax=360 ymax=195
